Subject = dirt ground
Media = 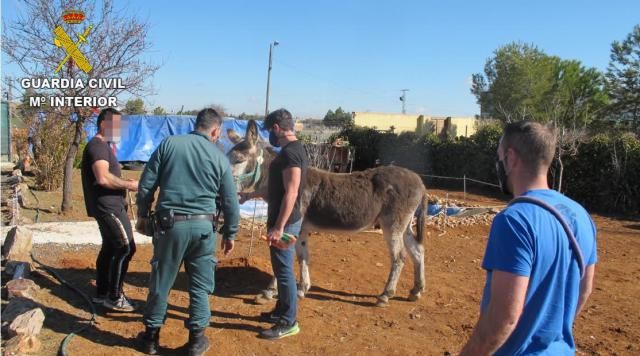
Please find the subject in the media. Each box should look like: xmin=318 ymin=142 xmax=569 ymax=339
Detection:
xmin=2 ymin=169 xmax=639 ymax=355
xmin=10 ymin=168 xmax=141 ymax=224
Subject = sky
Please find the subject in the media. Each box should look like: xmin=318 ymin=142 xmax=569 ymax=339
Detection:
xmin=2 ymin=0 xmax=639 ymax=118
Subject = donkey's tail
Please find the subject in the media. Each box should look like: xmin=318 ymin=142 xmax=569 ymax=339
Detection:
xmin=415 ymin=190 xmax=428 ymax=244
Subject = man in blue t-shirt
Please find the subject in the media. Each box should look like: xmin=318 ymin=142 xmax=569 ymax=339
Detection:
xmin=461 ymin=121 xmax=597 ymax=355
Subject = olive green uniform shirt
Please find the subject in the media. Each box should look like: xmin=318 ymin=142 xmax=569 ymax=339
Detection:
xmin=136 ymin=131 xmax=239 ymax=240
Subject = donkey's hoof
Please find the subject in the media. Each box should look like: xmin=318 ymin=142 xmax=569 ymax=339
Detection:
xmin=254 ymin=290 xmax=275 ymax=305
xmin=376 ymin=295 xmax=390 ymax=307
xmin=376 ymin=299 xmax=390 ymax=307
xmin=254 ymin=294 xmax=271 ymax=305
xmin=262 ymin=289 xmax=276 ymax=299
xmin=408 ymin=291 xmax=422 ymax=302
xmin=297 ymin=290 xmax=306 ymax=299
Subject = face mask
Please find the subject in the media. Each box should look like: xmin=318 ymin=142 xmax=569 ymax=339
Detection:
xmin=495 ymin=157 xmax=512 ymax=196
xmin=269 ymin=130 xmax=280 ymax=147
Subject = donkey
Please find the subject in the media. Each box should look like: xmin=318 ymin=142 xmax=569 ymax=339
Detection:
xmin=226 ymin=120 xmax=428 ymax=306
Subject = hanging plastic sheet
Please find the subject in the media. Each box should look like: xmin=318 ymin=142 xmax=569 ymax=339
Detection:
xmin=85 ymin=115 xmax=269 ymax=162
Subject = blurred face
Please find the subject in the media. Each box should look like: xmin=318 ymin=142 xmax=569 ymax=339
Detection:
xmin=102 ymin=113 xmax=122 ymax=142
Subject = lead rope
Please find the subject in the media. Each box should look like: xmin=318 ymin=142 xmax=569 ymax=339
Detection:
xmin=508 ymin=196 xmax=586 ymax=279
xmin=246 ymin=199 xmax=258 ymax=263
xmin=127 ymin=190 xmax=136 ymax=226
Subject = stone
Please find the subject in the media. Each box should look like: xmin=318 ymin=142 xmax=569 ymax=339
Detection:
xmin=1 ymin=297 xmax=39 ymax=327
xmin=3 ymin=335 xmax=42 ymax=354
xmin=7 ymin=308 xmax=45 ymax=337
xmin=6 ymin=279 xmax=40 ymax=300
xmin=18 ymin=216 xmax=34 ymax=225
xmin=18 ymin=183 xmax=31 ymax=208
xmin=3 ymin=226 xmax=33 ymax=263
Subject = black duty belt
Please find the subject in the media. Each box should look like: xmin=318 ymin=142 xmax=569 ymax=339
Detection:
xmin=173 ymin=214 xmax=215 ymax=222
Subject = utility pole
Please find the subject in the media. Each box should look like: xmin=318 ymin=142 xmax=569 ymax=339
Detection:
xmin=265 ymin=41 xmax=279 ymax=117
xmin=399 ymin=89 xmax=409 ymax=114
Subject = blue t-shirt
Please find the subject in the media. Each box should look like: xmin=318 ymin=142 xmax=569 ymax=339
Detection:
xmin=481 ymin=189 xmax=597 ymax=355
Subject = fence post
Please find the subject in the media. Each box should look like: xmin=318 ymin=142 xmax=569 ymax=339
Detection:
xmin=444 ymin=193 xmax=448 ymax=232
xmin=463 ymin=174 xmax=466 ymax=202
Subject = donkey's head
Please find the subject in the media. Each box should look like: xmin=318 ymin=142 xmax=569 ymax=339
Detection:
xmin=226 ymin=119 xmax=274 ymax=194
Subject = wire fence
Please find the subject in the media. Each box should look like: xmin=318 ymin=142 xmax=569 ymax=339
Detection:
xmin=419 ymin=173 xmax=500 ymax=202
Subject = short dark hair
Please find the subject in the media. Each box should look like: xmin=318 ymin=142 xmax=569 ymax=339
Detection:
xmin=97 ymin=107 xmax=121 ymax=127
xmin=502 ymin=121 xmax=557 ymax=173
xmin=195 ymin=108 xmax=223 ymax=131
xmin=264 ymin=108 xmax=294 ymax=131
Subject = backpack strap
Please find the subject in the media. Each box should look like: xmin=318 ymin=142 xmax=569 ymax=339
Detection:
xmin=508 ymin=196 xmax=586 ymax=279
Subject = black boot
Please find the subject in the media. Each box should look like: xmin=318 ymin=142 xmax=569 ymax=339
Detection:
xmin=188 ymin=328 xmax=210 ymax=356
xmin=138 ymin=326 xmax=160 ymax=355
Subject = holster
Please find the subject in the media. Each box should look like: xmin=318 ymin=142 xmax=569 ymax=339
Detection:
xmin=155 ymin=209 xmax=175 ymax=230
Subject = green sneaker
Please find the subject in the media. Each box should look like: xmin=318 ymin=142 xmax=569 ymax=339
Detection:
xmin=258 ymin=320 xmax=300 ymax=340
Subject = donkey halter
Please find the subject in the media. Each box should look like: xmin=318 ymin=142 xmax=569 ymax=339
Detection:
xmin=234 ymin=148 xmax=264 ymax=188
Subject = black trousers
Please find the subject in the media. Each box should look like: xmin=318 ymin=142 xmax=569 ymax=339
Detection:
xmin=95 ymin=208 xmax=136 ymax=299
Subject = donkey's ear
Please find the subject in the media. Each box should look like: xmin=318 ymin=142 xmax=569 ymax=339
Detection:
xmin=245 ymin=120 xmax=259 ymax=147
xmin=227 ymin=128 xmax=243 ymax=145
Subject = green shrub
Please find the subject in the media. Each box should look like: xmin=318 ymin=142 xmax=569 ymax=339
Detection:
xmin=563 ymin=133 xmax=640 ymax=214
xmin=341 ymin=123 xmax=639 ymax=215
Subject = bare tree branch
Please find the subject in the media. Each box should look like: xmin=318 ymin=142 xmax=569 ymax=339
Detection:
xmin=2 ymin=0 xmax=160 ymax=211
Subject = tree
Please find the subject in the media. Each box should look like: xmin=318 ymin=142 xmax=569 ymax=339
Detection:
xmin=552 ymin=125 xmax=586 ymax=192
xmin=472 ymin=43 xmax=555 ymax=121
xmin=17 ymin=88 xmax=36 ymax=119
xmin=125 ymin=98 xmax=146 ymax=115
xmin=605 ymin=25 xmax=640 ymax=127
xmin=152 ymin=106 xmax=166 ymax=115
xmin=177 ymin=104 xmax=226 ymax=117
xmin=238 ymin=112 xmax=262 ymax=120
xmin=2 ymin=0 xmax=159 ymax=212
xmin=415 ymin=115 xmax=425 ymax=135
xmin=323 ymin=109 xmax=334 ymax=124
xmin=323 ymin=107 xmax=353 ymax=127
xmin=551 ymin=60 xmax=608 ymax=128
xmin=471 ymin=42 xmax=607 ymax=127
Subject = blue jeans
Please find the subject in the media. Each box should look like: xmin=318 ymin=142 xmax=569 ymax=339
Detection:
xmin=270 ymin=218 xmax=302 ymax=326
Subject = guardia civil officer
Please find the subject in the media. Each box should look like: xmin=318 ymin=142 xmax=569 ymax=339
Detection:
xmin=135 ymin=108 xmax=240 ymax=355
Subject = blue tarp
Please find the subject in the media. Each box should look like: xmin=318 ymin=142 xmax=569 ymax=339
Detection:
xmin=426 ymin=204 xmax=462 ymax=216
xmin=85 ymin=115 xmax=270 ymax=162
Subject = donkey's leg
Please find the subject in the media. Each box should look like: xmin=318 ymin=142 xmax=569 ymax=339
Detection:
xmin=264 ymin=277 xmax=278 ymax=297
xmin=295 ymin=224 xmax=311 ymax=298
xmin=377 ymin=223 xmax=407 ymax=307
xmin=403 ymin=220 xmax=425 ymax=301
xmin=255 ymin=276 xmax=278 ymax=304
xmin=255 ymin=276 xmax=277 ymax=304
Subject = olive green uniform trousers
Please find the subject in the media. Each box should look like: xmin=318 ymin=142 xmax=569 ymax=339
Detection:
xmin=143 ymin=220 xmax=216 ymax=329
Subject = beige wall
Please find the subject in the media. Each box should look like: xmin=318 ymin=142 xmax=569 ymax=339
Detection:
xmin=449 ymin=117 xmax=478 ymax=137
xmin=353 ymin=112 xmax=421 ymax=133
xmin=352 ymin=112 xmax=478 ymax=137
